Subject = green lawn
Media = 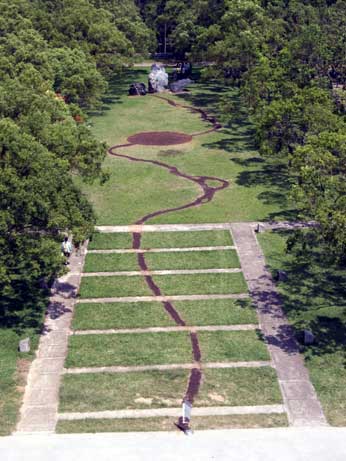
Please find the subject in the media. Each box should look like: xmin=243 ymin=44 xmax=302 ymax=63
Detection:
xmin=72 ymin=299 xmax=257 ymax=330
xmin=65 ymin=332 xmax=193 ymax=368
xmin=83 ymin=250 xmax=240 ymax=272
xmin=197 ymin=330 xmax=269 ymax=362
xmin=78 ymin=272 xmax=248 ymax=298
xmin=88 ymin=230 xmax=233 ymax=250
xmin=65 ymin=330 xmax=267 ymax=368
xmin=59 ymin=367 xmax=280 ymax=412
xmin=258 ymin=230 xmax=346 ymax=426
xmin=81 ymin=70 xmax=294 ymax=226
xmin=56 ymin=414 xmax=288 ymax=433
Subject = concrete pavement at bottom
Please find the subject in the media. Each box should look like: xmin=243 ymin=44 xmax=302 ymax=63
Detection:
xmin=2 ymin=428 xmax=346 ymax=461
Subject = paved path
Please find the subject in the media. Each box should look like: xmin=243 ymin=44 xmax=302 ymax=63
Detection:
xmin=72 ymin=324 xmax=258 ymax=335
xmin=58 ymin=404 xmax=285 ymax=421
xmin=63 ymin=361 xmax=271 ymax=375
xmin=15 ymin=245 xmax=88 ymax=433
xmin=230 ymin=223 xmax=327 ymax=427
xmin=3 ymin=428 xmax=346 ymax=461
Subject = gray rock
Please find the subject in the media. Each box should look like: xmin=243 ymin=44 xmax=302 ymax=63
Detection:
xmin=19 ymin=337 xmax=30 ymax=353
xmin=304 ymin=330 xmax=315 ymax=345
xmin=276 ymin=270 xmax=288 ymax=282
xmin=170 ymin=79 xmax=194 ymax=93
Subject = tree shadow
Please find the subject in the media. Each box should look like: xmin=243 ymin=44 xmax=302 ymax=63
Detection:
xmin=89 ymin=69 xmax=149 ymax=116
xmin=265 ymin=229 xmax=346 ymax=359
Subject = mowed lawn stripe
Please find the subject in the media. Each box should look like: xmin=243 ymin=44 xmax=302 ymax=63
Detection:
xmin=58 ymin=367 xmax=281 ymax=413
xmin=65 ymin=331 xmax=268 ymax=368
xmin=83 ymin=250 xmax=240 ymax=273
xmin=88 ymin=230 xmax=233 ymax=250
xmin=72 ymin=299 xmax=257 ymax=330
xmin=78 ymin=273 xmax=248 ymax=298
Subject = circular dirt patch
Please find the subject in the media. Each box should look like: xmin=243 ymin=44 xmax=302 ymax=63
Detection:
xmin=127 ymin=131 xmax=192 ymax=146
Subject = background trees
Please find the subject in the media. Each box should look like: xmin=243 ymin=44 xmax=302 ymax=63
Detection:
xmin=0 ymin=0 xmax=148 ymax=326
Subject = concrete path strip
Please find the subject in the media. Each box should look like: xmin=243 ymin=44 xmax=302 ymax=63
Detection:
xmin=77 ymin=293 xmax=250 ymax=303
xmin=231 ymin=224 xmax=328 ymax=427
xmin=58 ymin=405 xmax=286 ymax=421
xmin=88 ymin=246 xmax=236 ymax=254
xmin=16 ymin=244 xmax=88 ymax=434
xmin=95 ymin=221 xmax=315 ymax=234
xmin=96 ymin=223 xmax=233 ymax=232
xmin=63 ymin=361 xmax=272 ymax=375
xmin=82 ymin=268 xmax=242 ymax=277
xmin=72 ymin=324 xmax=259 ymax=335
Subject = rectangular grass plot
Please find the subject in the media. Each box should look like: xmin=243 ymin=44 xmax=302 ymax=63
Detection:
xmin=78 ymin=273 xmax=248 ymax=298
xmin=72 ymin=302 xmax=175 ymax=330
xmin=72 ymin=299 xmax=257 ymax=330
xmin=88 ymin=233 xmax=133 ymax=250
xmin=83 ymin=253 xmax=139 ymax=272
xmin=59 ymin=370 xmax=189 ymax=412
xmin=145 ymin=250 xmax=240 ymax=270
xmin=83 ymin=250 xmax=240 ymax=272
xmin=196 ymin=368 xmax=282 ymax=407
xmin=65 ymin=332 xmax=193 ymax=368
xmin=141 ymin=230 xmax=233 ymax=248
xmin=88 ymin=230 xmax=233 ymax=250
xmin=198 ymin=330 xmax=269 ymax=362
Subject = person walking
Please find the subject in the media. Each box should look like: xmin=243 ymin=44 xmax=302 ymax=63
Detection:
xmin=61 ymin=236 xmax=72 ymax=265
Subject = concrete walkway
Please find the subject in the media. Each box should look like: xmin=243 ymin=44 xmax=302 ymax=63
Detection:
xmin=15 ymin=245 xmax=88 ymax=433
xmin=230 ymin=224 xmax=327 ymax=427
xmin=3 ymin=428 xmax=346 ymax=461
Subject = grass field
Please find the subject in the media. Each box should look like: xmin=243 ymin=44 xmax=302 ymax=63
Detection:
xmin=65 ymin=330 xmax=268 ymax=368
xmin=79 ymin=272 xmax=248 ymax=298
xmin=72 ymin=299 xmax=257 ymax=330
xmin=59 ymin=367 xmax=280 ymax=412
xmin=84 ymin=249 xmax=240 ymax=272
xmin=258 ymin=230 xmax=346 ymax=426
xmin=88 ymin=230 xmax=233 ymax=250
xmin=80 ymin=69 xmax=294 ymax=226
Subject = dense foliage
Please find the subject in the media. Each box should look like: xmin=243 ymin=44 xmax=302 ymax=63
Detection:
xmin=0 ymin=0 xmax=150 ymax=327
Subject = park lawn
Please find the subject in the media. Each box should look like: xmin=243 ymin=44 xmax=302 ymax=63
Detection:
xmin=83 ymin=71 xmax=295 ymax=226
xmin=78 ymin=272 xmax=248 ymax=298
xmin=88 ymin=230 xmax=233 ymax=250
xmin=258 ymin=230 xmax=346 ymax=426
xmin=56 ymin=414 xmax=288 ymax=433
xmin=197 ymin=331 xmax=269 ymax=362
xmin=72 ymin=302 xmax=174 ymax=329
xmin=59 ymin=367 xmax=280 ymax=413
xmin=65 ymin=330 xmax=267 ymax=369
xmin=84 ymin=253 xmax=138 ymax=272
xmin=83 ymin=250 xmax=240 ymax=272
xmin=65 ymin=332 xmax=193 ymax=368
xmin=72 ymin=299 xmax=257 ymax=330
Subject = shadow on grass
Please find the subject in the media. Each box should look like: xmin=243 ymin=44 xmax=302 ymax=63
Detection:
xmin=265 ymin=229 xmax=346 ymax=359
xmin=89 ymin=69 xmax=149 ymax=116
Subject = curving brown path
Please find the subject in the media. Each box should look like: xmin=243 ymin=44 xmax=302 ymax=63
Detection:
xmin=108 ymin=95 xmax=229 ymax=428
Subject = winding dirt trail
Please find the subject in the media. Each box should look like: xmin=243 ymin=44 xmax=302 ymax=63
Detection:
xmin=108 ymin=94 xmax=229 ymax=426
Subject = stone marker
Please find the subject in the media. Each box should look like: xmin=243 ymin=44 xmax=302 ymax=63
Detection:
xmin=255 ymin=223 xmax=264 ymax=233
xmin=276 ymin=270 xmax=288 ymax=282
xmin=19 ymin=338 xmax=30 ymax=353
xmin=304 ymin=330 xmax=315 ymax=345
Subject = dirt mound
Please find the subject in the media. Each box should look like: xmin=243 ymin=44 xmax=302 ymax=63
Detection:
xmin=127 ymin=131 xmax=192 ymax=146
